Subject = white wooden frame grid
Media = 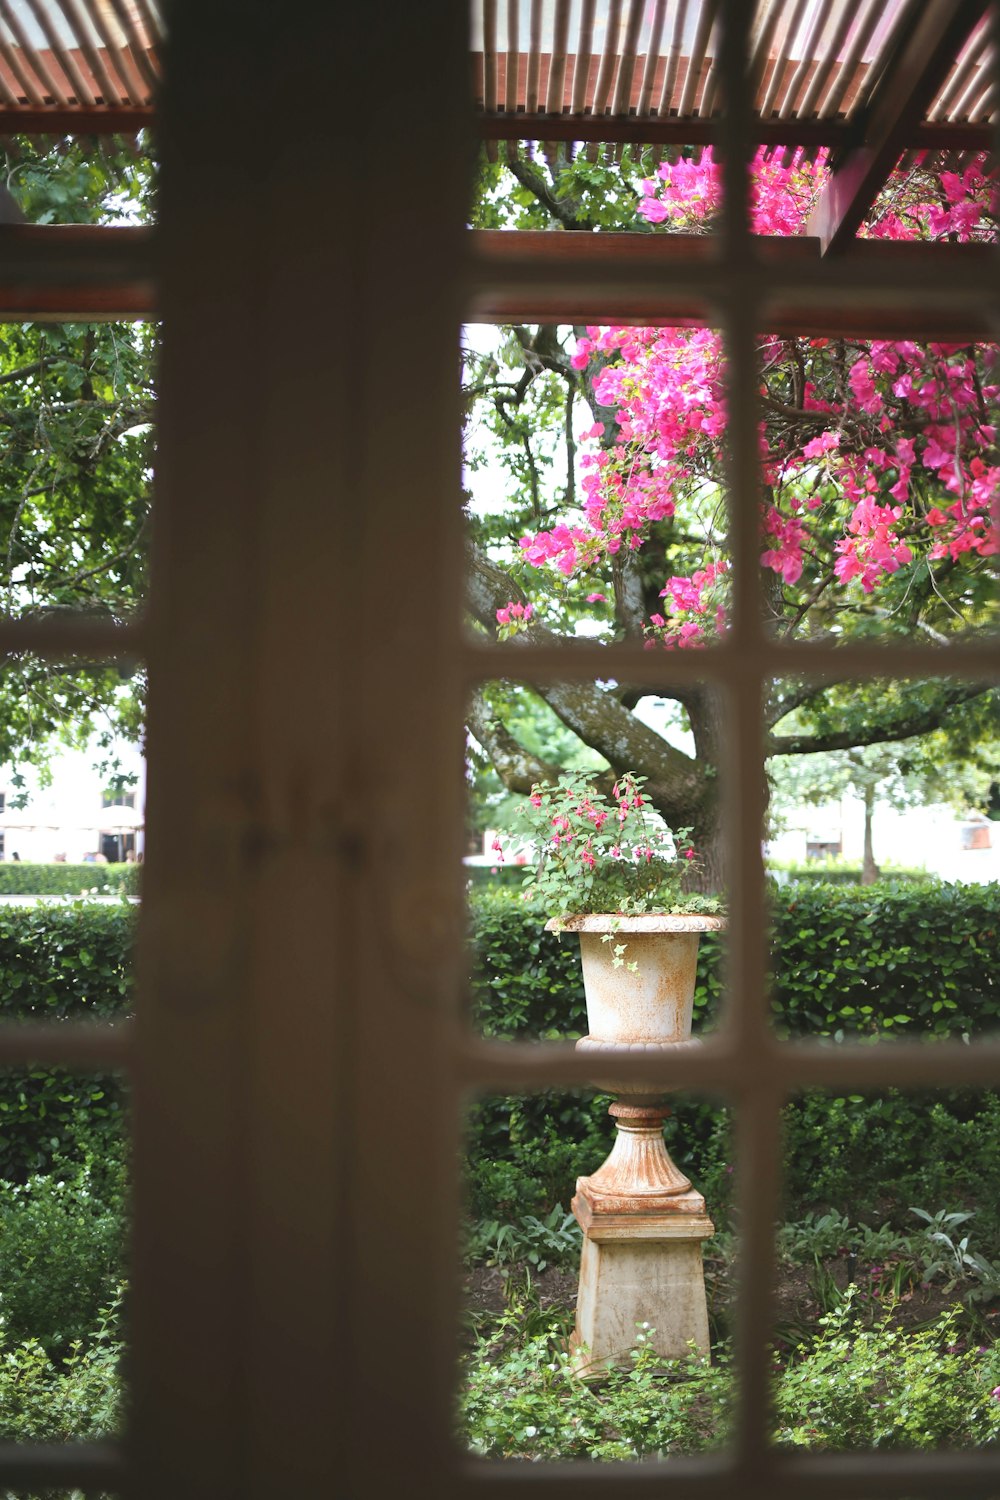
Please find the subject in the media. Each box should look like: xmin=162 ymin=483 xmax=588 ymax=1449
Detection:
xmin=0 ymin=2 xmax=992 ymax=1496
xmin=453 ymin=5 xmax=1000 ymax=1498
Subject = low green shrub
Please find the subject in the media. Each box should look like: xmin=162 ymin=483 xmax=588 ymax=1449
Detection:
xmin=0 ymin=862 xmax=139 ymax=896
xmin=0 ymin=1154 xmax=128 ymax=1359
xmin=0 ymin=1289 xmax=123 ymax=1444
xmin=775 ymin=1296 xmax=1000 ymax=1451
xmin=457 ymin=1300 xmax=1000 ymax=1459
xmin=0 ymin=903 xmax=133 ymax=1179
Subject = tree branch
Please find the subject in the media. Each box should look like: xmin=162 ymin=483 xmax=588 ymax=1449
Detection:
xmin=504 ymin=144 xmax=591 ymax=231
xmin=465 ymin=541 xmax=704 ymax=822
xmin=766 ymin=682 xmax=995 ymax=755
xmin=466 ymin=688 xmax=561 ymax=794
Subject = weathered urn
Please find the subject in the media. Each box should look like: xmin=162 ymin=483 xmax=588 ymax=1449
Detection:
xmin=546 ymin=912 xmax=725 ymax=1373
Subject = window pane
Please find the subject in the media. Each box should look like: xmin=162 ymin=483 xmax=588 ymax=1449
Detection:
xmin=464 ymin=319 xmax=732 ymax=653
xmin=0 ymin=322 xmax=154 ymax=622
xmin=758 ymin=332 xmax=998 ymax=643
xmin=0 ymin=1067 xmax=127 ymax=1443
xmin=3 ymin=133 xmax=154 ymax=226
xmin=459 ymin=1086 xmax=733 ymax=1462
xmin=775 ymin=1086 xmax=1000 ymax=1452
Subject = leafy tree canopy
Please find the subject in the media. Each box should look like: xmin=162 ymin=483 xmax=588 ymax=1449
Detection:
xmin=465 ymin=143 xmax=999 ymax=886
xmin=0 ymin=136 xmax=154 ymax=784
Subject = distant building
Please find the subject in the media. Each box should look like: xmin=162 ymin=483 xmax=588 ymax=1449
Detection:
xmin=0 ymin=743 xmax=145 ymax=863
xmin=768 ymin=793 xmax=999 ymax=884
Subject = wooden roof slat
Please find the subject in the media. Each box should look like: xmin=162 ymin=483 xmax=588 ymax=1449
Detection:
xmin=656 ymin=0 xmax=690 ymax=117
xmin=60 ymin=0 xmax=127 ymax=107
xmin=571 ymin=0 xmax=597 ymax=114
xmin=482 ymin=0 xmax=497 ymax=162
xmin=778 ymin=0 xmax=837 ymax=120
xmin=592 ymin=0 xmax=623 ymax=116
xmin=697 ymin=3 xmax=726 ymax=123
xmin=482 ymin=0 xmax=497 ymax=114
xmin=84 ymin=2 xmax=144 ymax=106
xmin=525 ymin=0 xmax=542 ymax=115
xmin=808 ymin=0 xmax=989 ymax=254
xmin=749 ymin=1 xmax=783 ymax=111
xmin=544 ymin=0 xmax=571 ymax=116
xmin=946 ymin=47 xmax=995 ymax=124
xmin=612 ymin=0 xmax=644 ymax=116
xmin=22 ymin=0 xmax=95 ymax=107
xmin=0 ymin=0 xmax=67 ymax=105
xmin=503 ymin=0 xmax=518 ymax=114
xmin=845 ymin=0 xmax=923 ymax=120
xmin=928 ymin=16 xmax=990 ymax=120
xmin=796 ymin=0 xmax=861 ymax=120
xmin=106 ymin=0 xmax=158 ymax=97
xmin=0 ymin=50 xmax=18 ymax=107
xmin=637 ymin=0 xmax=667 ymax=117
xmin=678 ymin=0 xmax=716 ymax=117
xmin=817 ymin=0 xmax=884 ymax=120
xmin=132 ymin=0 xmax=161 ymax=53
xmin=759 ymin=0 xmax=810 ymax=120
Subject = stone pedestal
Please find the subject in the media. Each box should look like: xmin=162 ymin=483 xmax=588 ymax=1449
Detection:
xmin=570 ymin=1101 xmax=714 ymax=1374
xmin=544 ymin=914 xmax=724 ymax=1375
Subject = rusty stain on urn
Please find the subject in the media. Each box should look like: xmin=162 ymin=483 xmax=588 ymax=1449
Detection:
xmin=547 ymin=913 xmax=724 ymax=1047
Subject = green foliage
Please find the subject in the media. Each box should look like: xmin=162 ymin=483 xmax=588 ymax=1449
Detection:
xmin=465 ymin=1205 xmax=581 ymax=1273
xmin=467 ymin=882 xmax=1000 ymax=1234
xmin=783 ymin=1090 xmax=1000 ymax=1245
xmin=0 ymin=139 xmax=155 ymax=778
xmin=459 ymin=1318 xmax=731 ymax=1460
xmin=0 ymin=1156 xmax=127 ymax=1359
xmin=0 ymin=904 xmax=133 ymax=1180
xmin=458 ymin=1303 xmax=1000 ymax=1458
xmin=502 ymin=770 xmax=716 ymax=919
xmin=769 ymin=859 xmax=931 ymax=885
xmin=0 ymin=1289 xmax=123 ymax=1445
xmin=775 ymin=1295 xmax=1000 ymax=1451
xmin=0 ymin=862 xmax=139 ymax=896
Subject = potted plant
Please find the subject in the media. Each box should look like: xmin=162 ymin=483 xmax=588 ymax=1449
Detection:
xmin=498 ymin=771 xmax=725 ymax=1369
xmin=498 ymin=770 xmax=724 ymax=1065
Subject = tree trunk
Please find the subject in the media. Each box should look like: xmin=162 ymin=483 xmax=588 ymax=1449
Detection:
xmin=861 ymin=783 xmax=880 ymax=885
xmin=685 ymin=817 xmax=727 ymax=895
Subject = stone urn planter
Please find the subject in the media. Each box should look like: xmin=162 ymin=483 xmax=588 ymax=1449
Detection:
xmin=547 ymin=912 xmax=726 ymax=1372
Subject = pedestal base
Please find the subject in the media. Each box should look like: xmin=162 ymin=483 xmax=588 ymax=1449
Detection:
xmin=571 ymin=1184 xmax=714 ymax=1375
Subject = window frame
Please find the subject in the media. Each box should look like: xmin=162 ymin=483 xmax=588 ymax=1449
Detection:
xmin=0 ymin=2 xmax=994 ymax=1496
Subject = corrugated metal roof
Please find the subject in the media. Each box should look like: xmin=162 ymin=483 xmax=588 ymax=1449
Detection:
xmin=473 ymin=0 xmax=996 ymax=145
xmin=0 ymin=0 xmax=161 ymax=125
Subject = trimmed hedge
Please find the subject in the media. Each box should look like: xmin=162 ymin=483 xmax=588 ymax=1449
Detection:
xmin=0 ymin=862 xmax=139 ymax=897
xmin=0 ymin=904 xmax=133 ymax=1180
xmin=768 ymin=860 xmax=932 ymax=886
xmin=470 ymin=880 xmax=1000 ymax=1041
xmin=467 ymin=882 xmax=1000 ymax=1235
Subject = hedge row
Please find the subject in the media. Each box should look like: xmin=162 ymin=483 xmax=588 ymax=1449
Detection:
xmin=470 ymin=880 xmax=1000 ymax=1041
xmin=0 ymin=905 xmax=134 ymax=1179
xmin=767 ymin=861 xmax=931 ymax=886
xmin=0 ymin=863 xmax=140 ymax=896
xmin=2 ymin=886 xmax=998 ymax=1230
xmin=467 ymin=882 xmax=1000 ymax=1236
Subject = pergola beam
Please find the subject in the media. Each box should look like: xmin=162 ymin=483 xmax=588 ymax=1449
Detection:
xmin=478 ymin=114 xmax=993 ymax=154
xmin=0 ymin=223 xmax=153 ymax=318
xmin=468 ymin=229 xmax=999 ymax=341
xmin=807 ymin=0 xmax=990 ymax=255
xmin=0 ymin=224 xmax=995 ymax=340
xmin=0 ymin=106 xmax=151 ymax=132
